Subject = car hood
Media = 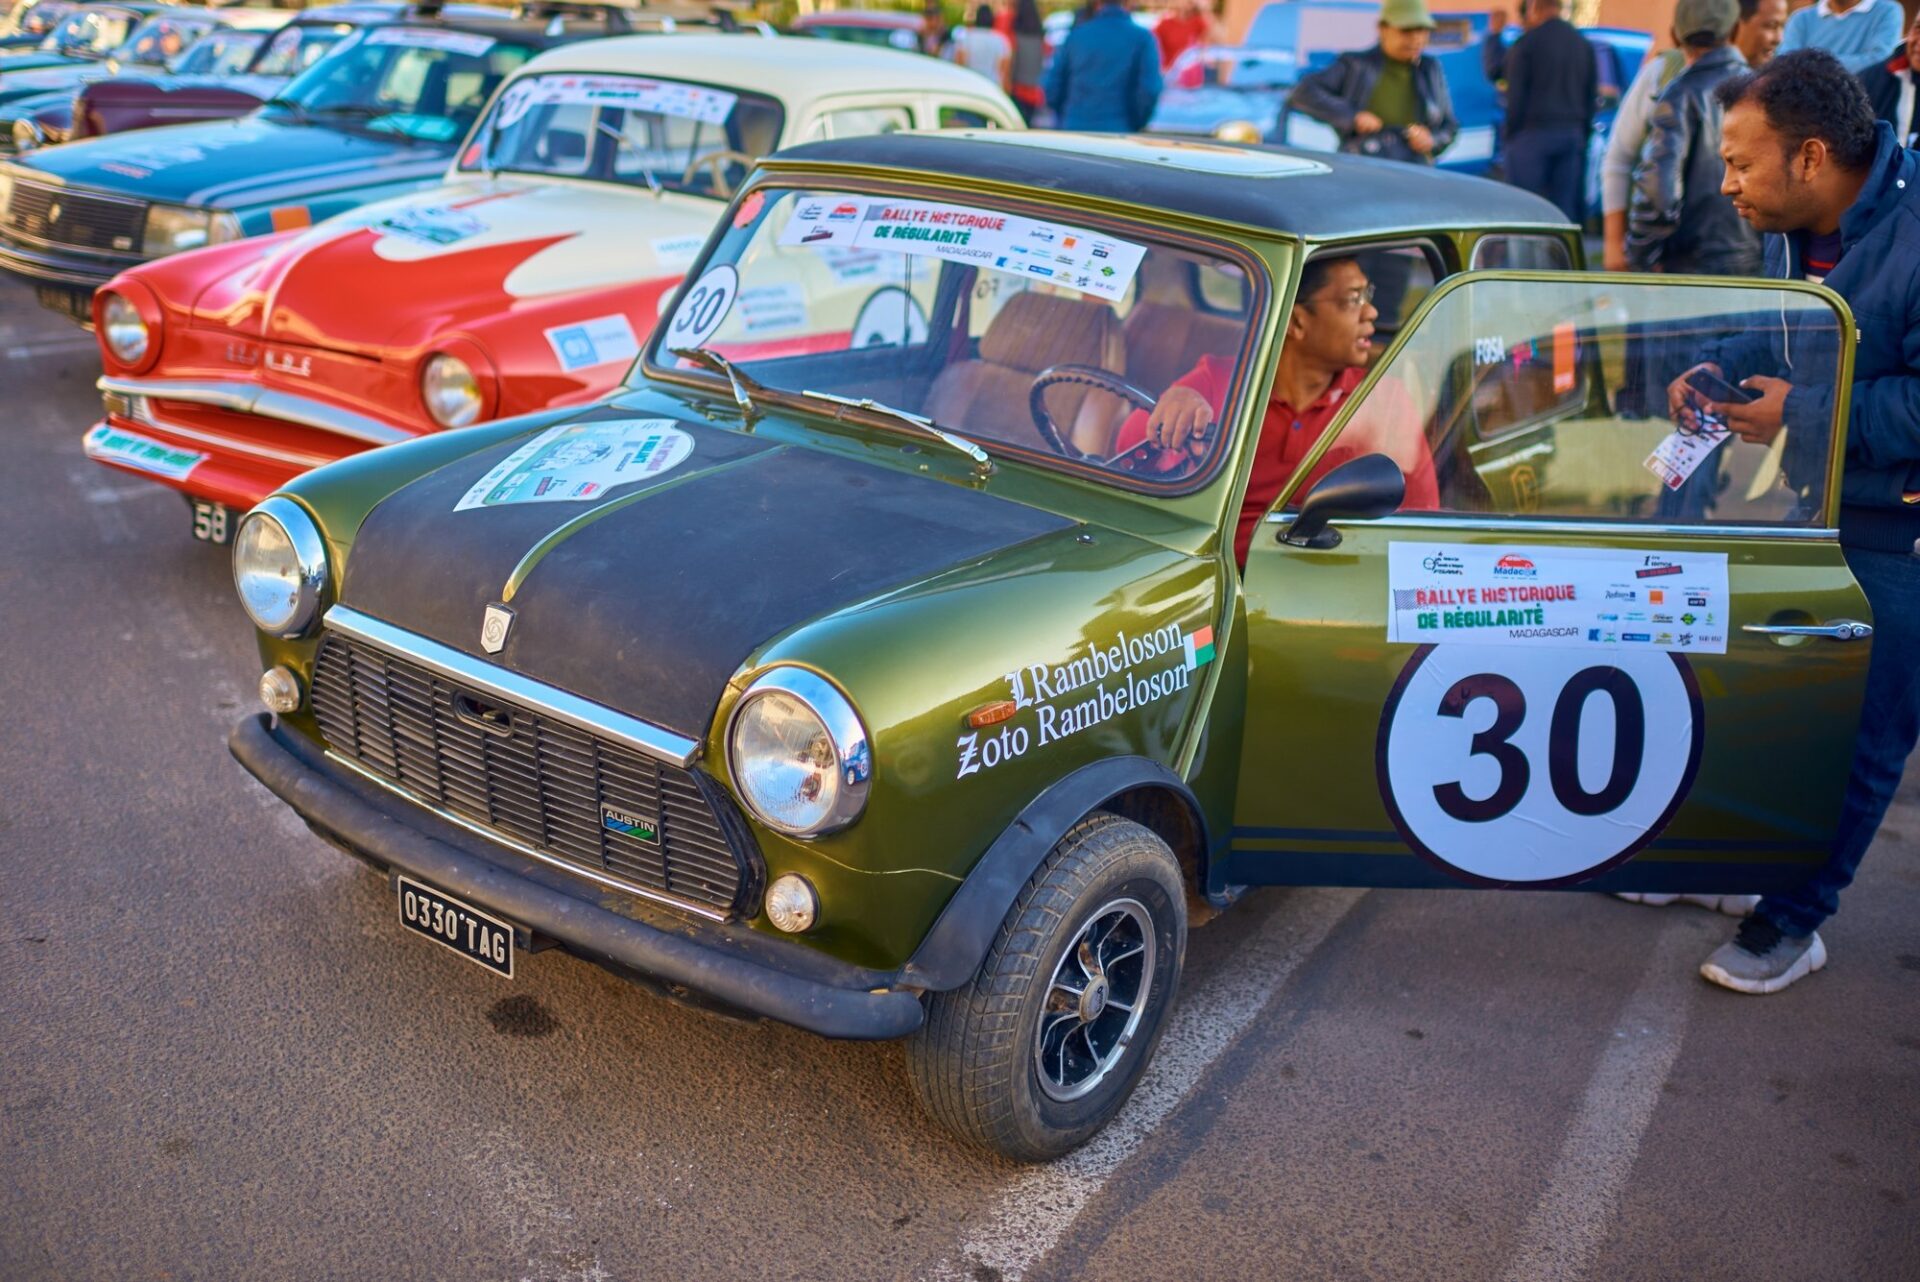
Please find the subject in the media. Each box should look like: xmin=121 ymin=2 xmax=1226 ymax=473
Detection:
xmin=18 ymin=112 xmax=450 ymax=208
xmin=0 ymin=60 xmax=97 ymax=102
xmin=0 ymin=83 xmax=71 ymax=120
xmin=338 ymin=410 xmax=1074 ymax=741
xmin=198 ymin=177 xmax=719 ymax=350
xmin=87 ymin=69 xmax=284 ymax=100
xmin=0 ymin=50 xmax=81 ymax=74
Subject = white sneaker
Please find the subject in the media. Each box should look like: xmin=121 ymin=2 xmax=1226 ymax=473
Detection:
xmin=1615 ymin=892 xmax=1758 ymax=917
xmin=1701 ymin=921 xmax=1827 ymax=994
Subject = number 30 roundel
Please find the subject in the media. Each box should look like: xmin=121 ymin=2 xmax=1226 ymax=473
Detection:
xmin=1376 ymin=646 xmax=1705 ymax=887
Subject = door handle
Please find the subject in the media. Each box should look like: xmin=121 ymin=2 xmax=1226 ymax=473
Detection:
xmin=1742 ymin=620 xmax=1873 ymax=641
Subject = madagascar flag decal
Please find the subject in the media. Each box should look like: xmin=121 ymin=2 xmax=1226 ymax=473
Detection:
xmin=1184 ymin=625 xmax=1215 ymax=671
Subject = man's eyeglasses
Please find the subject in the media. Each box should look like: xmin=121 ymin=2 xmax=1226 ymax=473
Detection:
xmin=1304 ymin=283 xmax=1376 ymax=313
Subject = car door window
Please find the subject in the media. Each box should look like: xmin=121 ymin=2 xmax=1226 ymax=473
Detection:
xmin=1469 ymin=234 xmax=1572 ymax=271
xmin=822 ymin=105 xmax=912 ymax=138
xmin=938 ymin=105 xmax=1000 ymax=129
xmin=1307 ymin=273 xmax=1844 ymax=528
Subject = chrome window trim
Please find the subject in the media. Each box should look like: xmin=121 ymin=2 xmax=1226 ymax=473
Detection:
xmin=98 ymin=375 xmax=411 ymax=446
xmin=324 ymin=749 xmax=731 ymax=922
xmin=323 ymin=605 xmax=702 ymax=768
xmin=1265 ymin=511 xmax=1842 ymax=541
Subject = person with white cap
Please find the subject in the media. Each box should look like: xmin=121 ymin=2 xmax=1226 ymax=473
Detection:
xmin=1283 ymin=0 xmax=1459 ymax=164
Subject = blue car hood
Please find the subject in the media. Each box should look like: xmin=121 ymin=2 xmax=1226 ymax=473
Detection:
xmin=0 ymin=50 xmax=82 ymax=74
xmin=15 ymin=113 xmax=453 ymax=209
xmin=0 ymin=60 xmax=101 ymax=105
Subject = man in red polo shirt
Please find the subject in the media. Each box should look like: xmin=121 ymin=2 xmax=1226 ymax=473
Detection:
xmin=1114 ymin=255 xmax=1439 ymax=562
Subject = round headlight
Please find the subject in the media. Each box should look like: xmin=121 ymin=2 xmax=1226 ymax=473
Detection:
xmin=232 ymin=497 xmax=328 ymax=638
xmin=726 ymin=668 xmax=871 ymax=838
xmin=101 ymin=292 xmax=150 ymax=364
xmin=421 ymin=353 xmax=482 ymax=428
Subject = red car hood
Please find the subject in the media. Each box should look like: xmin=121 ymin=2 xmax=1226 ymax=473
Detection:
xmin=191 ymin=176 xmax=722 ymax=354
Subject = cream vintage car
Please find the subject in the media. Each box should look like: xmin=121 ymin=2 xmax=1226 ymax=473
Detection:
xmin=83 ymin=32 xmax=1023 ymax=535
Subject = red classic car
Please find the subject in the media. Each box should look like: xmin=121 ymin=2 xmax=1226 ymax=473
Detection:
xmin=83 ymin=33 xmax=1021 ymax=539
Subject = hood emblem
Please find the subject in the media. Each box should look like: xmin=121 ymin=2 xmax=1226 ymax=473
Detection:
xmin=264 ymin=349 xmax=311 ymax=378
xmin=480 ymin=603 xmax=515 ymax=654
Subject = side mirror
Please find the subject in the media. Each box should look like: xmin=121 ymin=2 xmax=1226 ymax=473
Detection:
xmin=1280 ymin=453 xmax=1405 ymax=550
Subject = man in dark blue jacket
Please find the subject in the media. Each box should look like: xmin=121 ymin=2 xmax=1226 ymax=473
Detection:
xmin=1044 ymin=0 xmax=1163 ymax=132
xmin=1665 ymin=50 xmax=1920 ymax=993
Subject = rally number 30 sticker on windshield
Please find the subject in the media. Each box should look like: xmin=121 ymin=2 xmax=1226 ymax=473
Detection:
xmin=665 ymin=264 xmax=736 ymax=352
xmin=1377 ymin=646 xmax=1704 ymax=886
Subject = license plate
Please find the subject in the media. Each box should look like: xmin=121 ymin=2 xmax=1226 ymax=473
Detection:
xmin=395 ymin=876 xmax=514 ymax=978
xmin=190 ymin=499 xmax=230 ymax=544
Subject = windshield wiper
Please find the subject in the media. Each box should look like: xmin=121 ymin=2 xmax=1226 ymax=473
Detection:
xmin=799 ymin=390 xmax=994 ymax=478
xmin=670 ymin=346 xmax=761 ymax=415
xmin=263 ymin=95 xmax=309 ymax=121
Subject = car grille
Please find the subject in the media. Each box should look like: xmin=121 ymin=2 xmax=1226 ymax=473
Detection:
xmin=2 ymin=178 xmax=145 ymax=252
xmin=310 ymin=634 xmax=756 ymax=919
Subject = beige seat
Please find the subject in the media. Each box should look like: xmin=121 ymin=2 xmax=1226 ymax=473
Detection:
xmin=923 ymin=292 xmax=1127 ymax=458
xmin=1122 ymin=302 xmax=1244 ymax=407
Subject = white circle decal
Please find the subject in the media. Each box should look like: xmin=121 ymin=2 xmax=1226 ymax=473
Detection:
xmin=1377 ymin=646 xmax=1703 ymax=886
xmin=851 ymin=286 xmax=929 ymax=348
xmin=664 ymin=263 xmax=737 ymax=353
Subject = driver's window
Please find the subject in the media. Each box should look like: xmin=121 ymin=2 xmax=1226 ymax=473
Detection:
xmin=822 ymin=105 xmax=912 ymax=138
xmin=1314 ymin=275 xmax=1845 ymax=526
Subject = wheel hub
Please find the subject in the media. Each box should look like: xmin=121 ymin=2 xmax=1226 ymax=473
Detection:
xmin=1079 ymin=975 xmax=1109 ymax=1022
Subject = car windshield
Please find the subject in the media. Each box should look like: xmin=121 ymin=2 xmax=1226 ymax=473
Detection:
xmin=166 ymin=26 xmax=265 ymax=75
xmin=650 ymin=187 xmax=1262 ymax=484
xmin=458 ymin=73 xmax=783 ymax=198
xmin=7 ymin=0 xmax=70 ymax=36
xmin=38 ymin=5 xmax=132 ymax=56
xmin=249 ymin=20 xmax=354 ymax=76
xmin=272 ymin=26 xmax=533 ymax=143
xmin=111 ymin=14 xmax=214 ymax=66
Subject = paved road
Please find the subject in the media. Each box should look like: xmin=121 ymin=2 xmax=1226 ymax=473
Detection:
xmin=1 ymin=274 xmax=1916 ymax=1282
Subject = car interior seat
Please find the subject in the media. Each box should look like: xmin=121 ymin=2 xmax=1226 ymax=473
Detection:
xmin=922 ymin=291 xmax=1127 ymax=457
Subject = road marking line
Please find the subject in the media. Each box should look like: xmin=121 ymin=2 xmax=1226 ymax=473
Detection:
xmin=4 ymin=337 xmax=97 ymax=360
xmin=1497 ymin=920 xmax=1701 ymax=1282
xmin=936 ymin=886 xmax=1366 ymax=1282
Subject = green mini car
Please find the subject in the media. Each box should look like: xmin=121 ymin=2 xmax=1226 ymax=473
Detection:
xmin=228 ymin=130 xmax=1874 ymax=1160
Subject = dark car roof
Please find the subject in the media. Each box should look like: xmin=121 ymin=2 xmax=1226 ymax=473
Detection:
xmin=767 ymin=130 xmax=1572 ymax=240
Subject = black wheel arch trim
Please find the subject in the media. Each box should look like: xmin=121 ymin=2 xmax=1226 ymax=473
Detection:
xmin=897 ymin=756 xmax=1208 ymax=992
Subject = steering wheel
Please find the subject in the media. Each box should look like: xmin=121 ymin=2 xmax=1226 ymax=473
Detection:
xmin=679 ymin=149 xmax=756 ymax=198
xmin=1029 ymin=364 xmax=1158 ymax=463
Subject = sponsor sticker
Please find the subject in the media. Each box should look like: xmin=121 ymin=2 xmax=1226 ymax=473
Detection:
xmin=776 ymin=196 xmax=1146 ymax=303
xmin=375 ymin=204 xmax=488 ymax=246
xmin=454 ymin=419 xmax=694 ymax=510
xmin=364 ymin=27 xmax=496 ymax=56
xmin=544 ymin=313 xmax=641 ymax=372
xmin=1387 ymin=543 xmax=1729 ymax=654
xmin=83 ymin=424 xmax=206 ymax=482
xmin=494 ymin=74 xmax=738 ymax=130
xmin=650 ymin=233 xmax=706 ymax=270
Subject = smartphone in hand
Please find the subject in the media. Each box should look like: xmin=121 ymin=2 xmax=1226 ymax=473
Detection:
xmin=1685 ymin=368 xmax=1760 ymax=405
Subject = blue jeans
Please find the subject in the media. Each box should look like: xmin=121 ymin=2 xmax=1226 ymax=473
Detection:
xmin=1505 ymin=126 xmax=1588 ymax=223
xmin=1759 ymin=545 xmax=1920 ymax=936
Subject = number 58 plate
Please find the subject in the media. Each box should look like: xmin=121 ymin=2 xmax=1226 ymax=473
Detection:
xmin=395 ymin=876 xmax=514 ymax=978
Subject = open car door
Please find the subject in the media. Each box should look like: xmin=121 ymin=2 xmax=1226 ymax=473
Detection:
xmin=1225 ymin=271 xmax=1871 ymax=894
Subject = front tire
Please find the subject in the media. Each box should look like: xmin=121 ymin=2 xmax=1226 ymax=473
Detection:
xmin=906 ymin=813 xmax=1187 ymax=1161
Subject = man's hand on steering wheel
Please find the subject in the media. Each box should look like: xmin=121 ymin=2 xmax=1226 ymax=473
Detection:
xmin=1144 ymin=385 xmax=1215 ymax=456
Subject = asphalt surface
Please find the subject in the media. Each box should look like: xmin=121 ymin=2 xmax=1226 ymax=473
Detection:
xmin=1 ymin=272 xmax=1916 ymax=1282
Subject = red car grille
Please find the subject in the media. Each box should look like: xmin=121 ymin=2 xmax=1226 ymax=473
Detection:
xmin=310 ymin=634 xmax=756 ymax=919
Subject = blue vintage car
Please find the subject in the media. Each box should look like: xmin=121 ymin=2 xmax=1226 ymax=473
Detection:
xmin=0 ymin=0 xmax=76 ymax=49
xmin=0 ymin=0 xmax=154 ymax=69
xmin=0 ymin=3 xmax=627 ymax=321
xmin=1150 ymin=0 xmax=1649 ymax=196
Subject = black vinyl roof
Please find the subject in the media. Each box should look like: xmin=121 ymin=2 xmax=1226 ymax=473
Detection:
xmin=765 ymin=130 xmax=1573 ymax=241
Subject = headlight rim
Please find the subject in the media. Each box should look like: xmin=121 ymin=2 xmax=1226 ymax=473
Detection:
xmin=420 ymin=350 xmax=484 ymax=429
xmin=232 ymin=495 xmax=329 ymax=639
xmin=99 ymin=289 xmax=149 ymax=364
xmin=725 ymin=667 xmax=872 ymax=840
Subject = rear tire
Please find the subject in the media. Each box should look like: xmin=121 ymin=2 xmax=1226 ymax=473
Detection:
xmin=906 ymin=813 xmax=1187 ymax=1161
